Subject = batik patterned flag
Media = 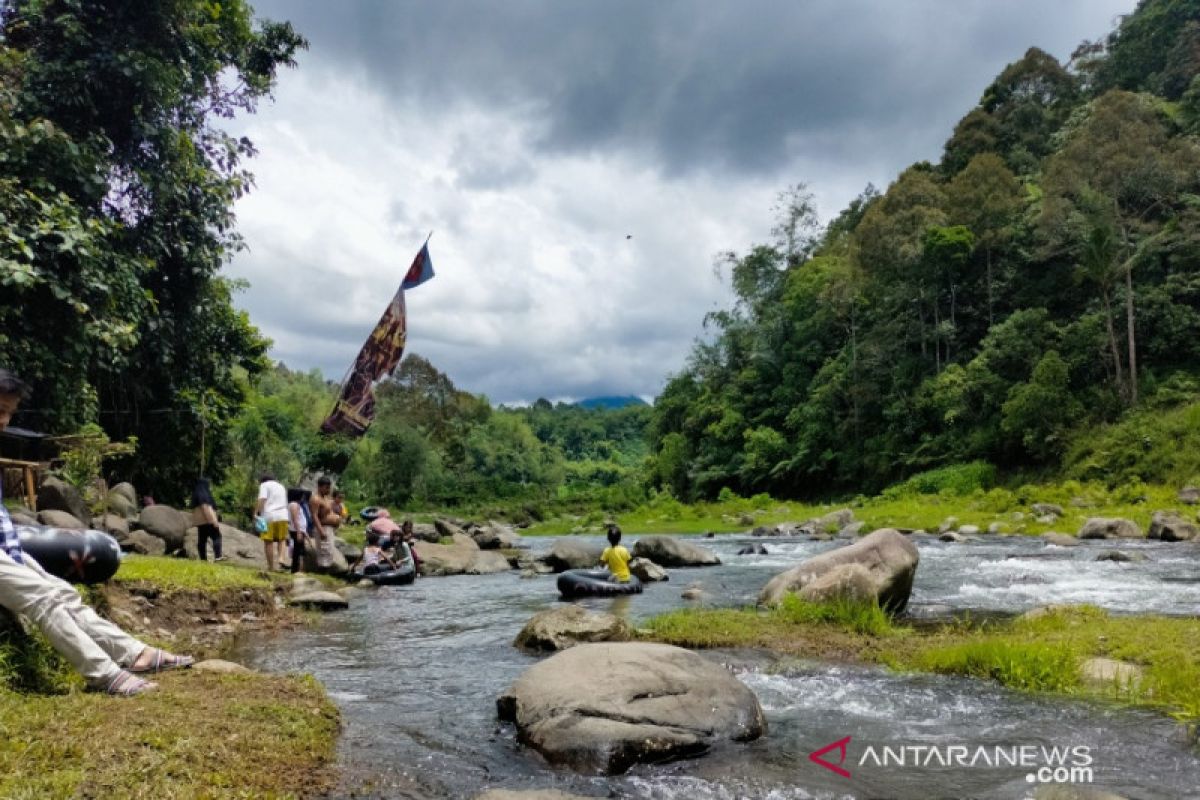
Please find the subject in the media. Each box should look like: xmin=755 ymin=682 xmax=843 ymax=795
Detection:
xmin=320 ymin=244 xmax=434 ymax=436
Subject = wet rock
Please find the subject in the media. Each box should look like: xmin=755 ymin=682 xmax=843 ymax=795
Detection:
xmin=1031 ymin=503 xmax=1064 ymax=518
xmin=759 ymin=528 xmax=918 ymax=613
xmin=1080 ymin=657 xmax=1143 ymax=687
xmin=681 ymin=588 xmax=703 ymax=600
xmin=939 ymin=531 xmax=966 ymax=543
xmin=497 ymin=642 xmax=766 ymax=774
xmin=513 ymin=606 xmax=631 ymax=653
xmin=1078 ymin=517 xmax=1142 ymax=540
xmin=632 ymin=536 xmax=720 ymax=567
xmin=138 ymin=505 xmax=190 ymax=552
xmin=736 ymin=544 xmax=768 ymax=555
xmin=36 ymin=477 xmax=89 ymax=529
xmin=1042 ymin=532 xmax=1080 ymax=547
xmin=628 ymin=557 xmax=668 ymax=582
xmin=333 ymin=536 xmax=363 ymax=563
xmin=1178 ymin=486 xmax=1200 ymax=506
xmin=192 ymin=659 xmax=253 ymax=675
xmin=539 ymin=539 xmax=605 ymax=572
xmin=797 ymin=563 xmax=876 ymax=604
xmin=288 ymin=591 xmax=348 ymax=611
xmin=291 ymin=576 xmax=325 ymax=595
xmin=36 ymin=509 xmax=85 ymax=529
xmin=1147 ymin=510 xmax=1198 ymax=542
xmin=1095 ymin=550 xmax=1147 ymax=563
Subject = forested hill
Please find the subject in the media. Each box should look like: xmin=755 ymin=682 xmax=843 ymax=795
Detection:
xmin=646 ymin=0 xmax=1200 ymax=500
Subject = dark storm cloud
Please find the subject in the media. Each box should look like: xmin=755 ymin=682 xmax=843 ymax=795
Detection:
xmin=251 ymin=0 xmax=1130 ymax=176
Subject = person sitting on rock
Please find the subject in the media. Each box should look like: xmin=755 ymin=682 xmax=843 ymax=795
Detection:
xmin=0 ymin=368 xmax=193 ymax=696
xmin=352 ymin=531 xmax=399 ymax=574
xmin=600 ymin=524 xmax=632 ymax=583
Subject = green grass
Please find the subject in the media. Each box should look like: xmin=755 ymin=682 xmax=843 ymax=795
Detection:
xmin=642 ymin=603 xmax=1200 ymax=731
xmin=112 ymin=555 xmax=340 ymax=594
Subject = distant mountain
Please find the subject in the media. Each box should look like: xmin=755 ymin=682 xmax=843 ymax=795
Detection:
xmin=576 ymin=395 xmax=649 ymax=410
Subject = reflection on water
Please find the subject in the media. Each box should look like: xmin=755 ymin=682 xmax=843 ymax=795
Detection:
xmin=232 ymin=534 xmax=1200 ymax=799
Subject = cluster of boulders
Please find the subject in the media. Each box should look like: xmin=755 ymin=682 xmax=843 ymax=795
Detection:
xmin=747 ymin=508 xmax=862 ymax=541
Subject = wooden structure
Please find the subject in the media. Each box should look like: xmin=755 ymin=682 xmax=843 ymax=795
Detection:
xmin=0 ymin=425 xmax=52 ymax=509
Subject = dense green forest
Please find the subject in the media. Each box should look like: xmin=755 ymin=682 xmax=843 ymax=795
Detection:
xmin=645 ymin=0 xmax=1200 ymax=500
xmin=4 ymin=0 xmax=1200 ymax=513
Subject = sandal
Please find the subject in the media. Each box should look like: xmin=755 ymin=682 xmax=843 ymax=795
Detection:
xmin=129 ymin=647 xmax=195 ymax=674
xmin=92 ymin=670 xmax=158 ymax=697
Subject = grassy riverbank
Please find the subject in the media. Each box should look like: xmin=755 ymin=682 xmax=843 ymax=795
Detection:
xmin=0 ymin=557 xmax=341 ymax=799
xmin=518 ymin=477 xmax=1184 ymax=536
xmin=643 ymin=600 xmax=1200 ymax=735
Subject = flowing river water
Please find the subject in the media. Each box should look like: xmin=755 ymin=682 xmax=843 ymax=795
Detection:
xmin=231 ymin=534 xmax=1200 ymax=799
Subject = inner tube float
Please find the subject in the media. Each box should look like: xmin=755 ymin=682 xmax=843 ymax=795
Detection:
xmin=350 ymin=559 xmax=416 ymax=586
xmin=557 ymin=569 xmax=643 ymax=599
xmin=16 ymin=525 xmax=121 ymax=584
xmin=359 ymin=506 xmax=384 ymax=522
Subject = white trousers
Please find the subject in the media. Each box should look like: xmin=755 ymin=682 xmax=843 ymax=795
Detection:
xmin=0 ymin=549 xmax=144 ymax=683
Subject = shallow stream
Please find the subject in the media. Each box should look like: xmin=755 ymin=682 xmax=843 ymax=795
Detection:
xmin=232 ymin=534 xmax=1200 ymax=799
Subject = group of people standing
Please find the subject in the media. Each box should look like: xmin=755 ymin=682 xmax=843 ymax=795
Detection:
xmin=189 ymin=473 xmax=352 ymax=573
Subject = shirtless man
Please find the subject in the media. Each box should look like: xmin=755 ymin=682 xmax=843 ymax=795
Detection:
xmin=309 ymin=477 xmax=341 ymax=570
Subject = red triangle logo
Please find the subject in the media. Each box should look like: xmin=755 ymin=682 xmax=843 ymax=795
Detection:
xmin=809 ymin=736 xmax=852 ymax=778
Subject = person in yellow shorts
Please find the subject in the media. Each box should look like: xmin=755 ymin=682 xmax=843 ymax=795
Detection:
xmin=600 ymin=524 xmax=631 ymax=583
xmin=254 ymin=473 xmax=290 ymax=571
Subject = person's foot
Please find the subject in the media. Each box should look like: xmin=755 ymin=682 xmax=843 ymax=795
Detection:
xmin=91 ymin=670 xmax=158 ymax=697
xmin=214 ymin=556 xmax=228 ymax=562
xmin=129 ymin=647 xmax=194 ymax=674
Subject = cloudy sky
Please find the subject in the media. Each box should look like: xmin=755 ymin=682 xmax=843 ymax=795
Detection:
xmin=227 ymin=0 xmax=1134 ymax=405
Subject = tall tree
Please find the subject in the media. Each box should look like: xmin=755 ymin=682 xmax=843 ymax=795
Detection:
xmin=0 ymin=0 xmax=305 ymax=499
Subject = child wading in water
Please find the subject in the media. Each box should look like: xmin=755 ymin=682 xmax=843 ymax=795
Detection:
xmin=600 ymin=524 xmax=632 ymax=583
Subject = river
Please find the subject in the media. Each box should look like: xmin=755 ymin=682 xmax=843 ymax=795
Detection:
xmin=231 ymin=533 xmax=1200 ymax=799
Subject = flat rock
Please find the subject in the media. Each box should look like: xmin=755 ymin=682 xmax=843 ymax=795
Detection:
xmin=497 ymin=642 xmax=766 ymax=774
xmin=36 ymin=509 xmax=85 ymax=529
xmin=192 ymin=659 xmax=253 ymax=675
xmin=1081 ymin=657 xmax=1143 ymax=687
xmin=513 ymin=605 xmax=631 ymax=652
xmin=1042 ymin=532 xmax=1080 ymax=547
xmin=288 ymin=591 xmax=349 ymax=611
xmin=759 ymin=528 xmax=918 ymax=613
xmin=939 ymin=531 xmax=966 ymax=543
xmin=632 ymin=536 xmax=720 ymax=567
xmin=1095 ymin=550 xmax=1147 ymax=563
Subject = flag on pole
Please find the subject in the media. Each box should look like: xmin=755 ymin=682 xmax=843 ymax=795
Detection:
xmin=320 ymin=242 xmax=435 ymax=436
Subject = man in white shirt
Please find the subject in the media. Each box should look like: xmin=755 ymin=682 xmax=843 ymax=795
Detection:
xmin=254 ymin=473 xmax=289 ymax=571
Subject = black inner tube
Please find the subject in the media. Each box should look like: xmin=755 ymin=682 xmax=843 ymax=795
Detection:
xmin=557 ymin=569 xmax=643 ymax=597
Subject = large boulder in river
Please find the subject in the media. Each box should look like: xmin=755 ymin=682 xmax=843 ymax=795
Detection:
xmin=137 ymin=505 xmax=190 ymax=552
xmin=814 ymin=508 xmax=855 ymax=532
xmin=36 ymin=509 xmax=86 ymax=529
xmin=472 ymin=521 xmax=524 ymax=550
xmin=416 ymin=534 xmax=510 ymax=576
xmin=36 ymin=477 xmax=90 ymax=528
xmin=758 ymin=528 xmax=918 ymax=613
xmin=1078 ymin=517 xmax=1143 ymax=540
xmin=797 ymin=563 xmax=877 ymax=605
xmin=632 ymin=536 xmax=720 ymax=567
xmin=1147 ymin=510 xmax=1198 ymax=542
xmin=540 ymin=539 xmax=605 ymax=572
xmin=513 ymin=606 xmax=631 ymax=652
xmin=497 ymin=642 xmax=766 ymax=774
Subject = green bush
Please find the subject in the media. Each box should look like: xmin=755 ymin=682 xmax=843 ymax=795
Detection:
xmin=882 ymin=461 xmax=997 ymax=498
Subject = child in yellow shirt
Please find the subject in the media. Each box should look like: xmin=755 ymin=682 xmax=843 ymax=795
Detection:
xmin=600 ymin=524 xmax=631 ymax=583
